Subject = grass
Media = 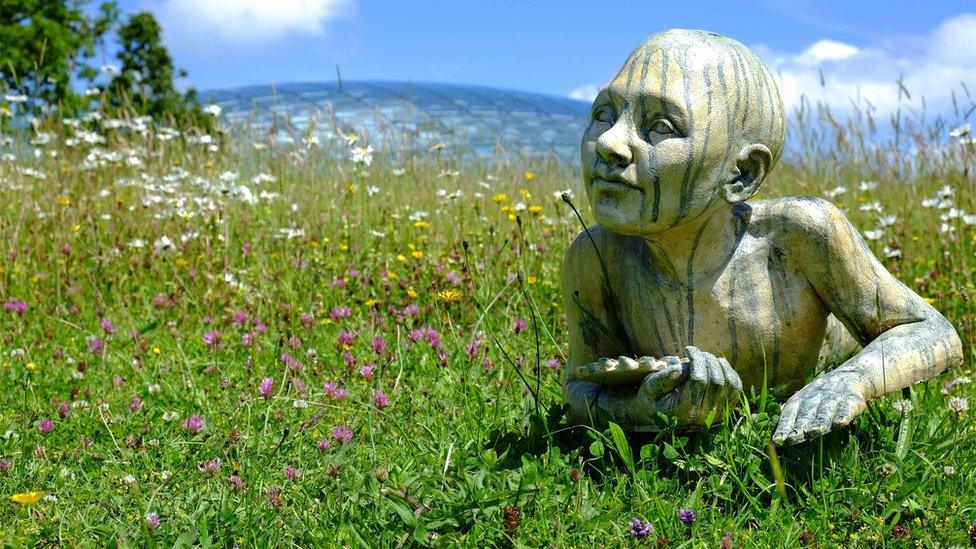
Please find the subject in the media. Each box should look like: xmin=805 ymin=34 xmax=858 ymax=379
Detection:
xmin=0 ymin=94 xmax=974 ymax=547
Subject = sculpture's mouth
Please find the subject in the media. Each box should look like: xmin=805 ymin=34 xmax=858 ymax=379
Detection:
xmin=591 ymin=177 xmax=643 ymax=194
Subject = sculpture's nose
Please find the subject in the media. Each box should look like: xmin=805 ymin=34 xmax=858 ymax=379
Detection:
xmin=595 ymin=125 xmax=633 ymax=167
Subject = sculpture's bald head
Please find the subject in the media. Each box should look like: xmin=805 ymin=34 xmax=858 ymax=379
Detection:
xmin=582 ymin=29 xmax=787 ymax=235
xmin=620 ymin=29 xmax=785 ymax=166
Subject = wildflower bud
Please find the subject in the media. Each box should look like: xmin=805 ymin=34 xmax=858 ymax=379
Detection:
xmin=569 ymin=468 xmax=581 ymax=483
xmin=146 ymin=512 xmax=160 ymax=532
xmin=462 ymin=239 xmax=468 ymax=250
xmin=502 ymin=506 xmax=521 ymax=531
xmin=560 ymin=192 xmax=572 ymax=204
xmin=375 ymin=466 xmax=389 ymax=484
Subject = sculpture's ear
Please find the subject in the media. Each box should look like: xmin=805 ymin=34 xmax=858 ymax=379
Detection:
xmin=722 ymin=144 xmax=772 ymax=204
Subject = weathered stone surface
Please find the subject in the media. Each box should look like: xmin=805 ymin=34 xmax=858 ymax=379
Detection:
xmin=562 ymin=29 xmax=963 ymax=444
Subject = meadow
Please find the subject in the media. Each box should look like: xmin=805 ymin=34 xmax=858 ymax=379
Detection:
xmin=0 ymin=92 xmax=974 ymax=547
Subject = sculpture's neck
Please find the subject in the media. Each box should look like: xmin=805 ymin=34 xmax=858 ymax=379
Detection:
xmin=641 ymin=205 xmax=742 ymax=286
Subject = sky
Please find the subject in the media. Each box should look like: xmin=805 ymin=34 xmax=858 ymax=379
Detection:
xmin=115 ymin=0 xmax=975 ymax=120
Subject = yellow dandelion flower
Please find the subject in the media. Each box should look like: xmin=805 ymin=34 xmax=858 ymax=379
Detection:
xmin=411 ymin=250 xmax=424 ymax=259
xmin=924 ymin=297 xmax=937 ymax=305
xmin=339 ymin=242 xmax=349 ymax=251
xmin=436 ymin=288 xmax=462 ymax=304
xmin=524 ymin=171 xmax=535 ymax=181
xmin=58 ymin=196 xmax=71 ymax=206
xmin=25 ymin=362 xmax=37 ymax=372
xmin=396 ymin=254 xmax=407 ymax=262
xmin=519 ymin=187 xmax=530 ymax=197
xmin=70 ymin=224 xmax=81 ymax=233
xmin=153 ymin=347 xmax=161 ymax=355
xmin=365 ymin=299 xmax=379 ymax=308
xmin=526 ymin=275 xmax=538 ymax=285
xmin=10 ymin=492 xmax=44 ymax=505
xmin=175 ymin=257 xmax=189 ymax=268
xmin=407 ymin=288 xmax=418 ymax=299
xmin=528 ymin=205 xmax=542 ymax=214
xmin=492 ymin=193 xmax=507 ymax=203
xmin=413 ymin=220 xmax=430 ymax=230
xmin=345 ymin=183 xmax=357 ymax=195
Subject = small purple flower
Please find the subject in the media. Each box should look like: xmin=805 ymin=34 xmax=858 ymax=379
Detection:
xmin=228 ymin=474 xmax=244 ymax=492
xmin=330 ymin=306 xmax=352 ymax=320
xmin=300 ymin=312 xmax=314 ymax=330
xmin=129 ymin=395 xmax=142 ymax=412
xmin=323 ymin=382 xmax=348 ymax=400
xmin=360 ymin=363 xmax=375 ymax=380
xmin=513 ymin=318 xmax=527 ymax=334
xmin=88 ymin=337 xmax=104 ymax=354
xmin=58 ymin=402 xmax=70 ymax=418
xmin=445 ymin=271 xmax=462 ymax=285
xmin=37 ymin=418 xmax=54 ymax=434
xmin=146 ymin=512 xmax=160 ymax=531
xmin=3 ymin=299 xmax=28 ymax=315
xmin=101 ymin=317 xmax=116 ymax=334
xmin=203 ymin=330 xmax=220 ymax=348
xmin=200 ymin=458 xmax=222 ymax=475
xmin=678 ymin=508 xmax=697 ymax=525
xmin=371 ymin=336 xmax=388 ymax=355
xmin=374 ymin=390 xmax=389 ymax=409
xmin=288 ymin=336 xmax=302 ymax=349
xmin=232 ymin=311 xmax=248 ymax=325
xmin=0 ymin=459 xmax=11 ymax=473
xmin=402 ymin=303 xmax=420 ymax=316
xmin=241 ymin=332 xmax=254 ymax=347
xmin=465 ymin=337 xmax=484 ymax=358
xmin=316 ymin=438 xmax=332 ymax=451
xmin=332 ymin=425 xmax=353 ymax=444
xmin=183 ymin=415 xmax=205 ymax=434
xmin=259 ymin=377 xmax=274 ymax=398
xmin=629 ymin=517 xmax=653 ymax=538
xmin=267 ymin=485 xmax=282 ymax=510
xmin=337 ymin=330 xmax=355 ymax=350
xmin=281 ymin=353 xmax=303 ymax=371
xmin=285 ymin=465 xmax=301 ymax=481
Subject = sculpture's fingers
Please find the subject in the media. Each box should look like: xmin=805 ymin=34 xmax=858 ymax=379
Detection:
xmin=681 ymin=346 xmax=711 ymax=421
xmin=704 ymin=354 xmax=728 ymax=421
xmin=598 ymin=357 xmax=619 ymax=371
xmin=719 ymin=358 xmax=743 ymax=406
xmin=772 ymin=394 xmax=803 ymax=444
xmin=785 ymin=393 xmax=824 ymax=445
xmin=640 ymin=363 xmax=688 ymax=399
xmin=831 ymin=395 xmax=864 ymax=428
xmin=617 ymin=356 xmax=639 ymax=370
xmin=806 ymin=397 xmax=839 ymax=437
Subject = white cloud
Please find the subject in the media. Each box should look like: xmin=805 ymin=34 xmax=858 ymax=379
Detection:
xmin=155 ymin=0 xmax=352 ymax=48
xmin=761 ymin=13 xmax=976 ymax=118
xmin=796 ymin=39 xmax=859 ymax=64
xmin=569 ymin=84 xmax=600 ymax=102
xmin=568 ymin=14 xmax=975 ymax=120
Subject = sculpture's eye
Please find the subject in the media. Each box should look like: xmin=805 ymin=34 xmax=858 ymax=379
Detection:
xmin=646 ymin=118 xmax=677 ymax=137
xmin=593 ymin=104 xmax=614 ymax=124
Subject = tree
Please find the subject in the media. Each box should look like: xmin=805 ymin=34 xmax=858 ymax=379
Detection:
xmin=0 ymin=0 xmax=118 ymax=114
xmin=104 ymin=11 xmax=209 ymax=128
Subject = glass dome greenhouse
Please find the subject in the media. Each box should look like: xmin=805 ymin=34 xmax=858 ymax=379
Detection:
xmin=202 ymin=81 xmax=591 ymax=160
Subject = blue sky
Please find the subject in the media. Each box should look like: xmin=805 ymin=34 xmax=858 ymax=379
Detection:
xmin=117 ymin=0 xmax=974 ymax=118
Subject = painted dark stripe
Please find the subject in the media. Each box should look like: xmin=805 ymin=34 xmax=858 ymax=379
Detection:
xmin=685 ymin=218 xmax=710 ymax=343
xmin=673 ymin=45 xmax=697 ymax=228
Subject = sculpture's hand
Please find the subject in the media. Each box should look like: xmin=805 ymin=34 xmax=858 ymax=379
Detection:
xmin=772 ymin=370 xmax=869 ymax=445
xmin=637 ymin=346 xmax=742 ymax=427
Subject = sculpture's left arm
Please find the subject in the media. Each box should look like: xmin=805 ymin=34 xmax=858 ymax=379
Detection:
xmin=773 ymin=198 xmax=963 ymax=444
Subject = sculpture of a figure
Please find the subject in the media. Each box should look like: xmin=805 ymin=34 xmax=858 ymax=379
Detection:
xmin=562 ymin=29 xmax=963 ymax=444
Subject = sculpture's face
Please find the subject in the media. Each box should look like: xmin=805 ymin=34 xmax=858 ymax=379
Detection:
xmin=581 ymin=39 xmax=742 ymax=235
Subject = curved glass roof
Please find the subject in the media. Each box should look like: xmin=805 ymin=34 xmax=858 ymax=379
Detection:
xmin=203 ymin=81 xmax=590 ymax=160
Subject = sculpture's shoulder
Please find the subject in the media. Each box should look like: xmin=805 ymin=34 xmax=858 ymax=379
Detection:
xmin=562 ymin=225 xmax=633 ymax=286
xmin=749 ymin=196 xmax=850 ymax=247
xmin=564 ymin=224 xmax=629 ymax=265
